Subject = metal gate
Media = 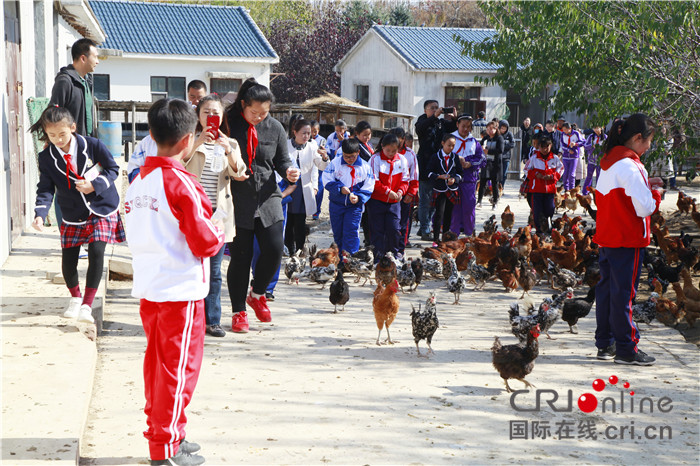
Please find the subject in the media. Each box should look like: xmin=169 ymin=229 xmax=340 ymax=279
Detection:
xmin=5 ymin=2 xmax=25 ymax=241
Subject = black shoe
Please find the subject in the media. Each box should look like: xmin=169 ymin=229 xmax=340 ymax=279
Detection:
xmin=420 ymin=234 xmax=433 ymax=242
xmin=405 ymin=241 xmax=413 ymax=248
xmin=206 ymin=325 xmax=226 ymax=338
xmin=179 ymin=439 xmax=201 ymax=454
xmin=614 ymin=349 xmax=656 ymax=366
xmin=596 ymin=344 xmax=616 ymax=360
xmin=151 ymin=449 xmax=205 ymax=466
xmin=265 ymin=292 xmax=275 ymax=302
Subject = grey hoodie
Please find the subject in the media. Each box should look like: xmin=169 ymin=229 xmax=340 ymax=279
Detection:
xmin=49 ymin=64 xmax=96 ymax=137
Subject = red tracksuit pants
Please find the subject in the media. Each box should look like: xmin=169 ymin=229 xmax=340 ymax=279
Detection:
xmin=140 ymin=299 xmax=205 ymax=460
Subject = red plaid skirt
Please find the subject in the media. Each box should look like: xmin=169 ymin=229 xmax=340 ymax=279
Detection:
xmin=60 ymin=212 xmax=126 ymax=248
xmin=432 ymin=189 xmax=460 ymax=207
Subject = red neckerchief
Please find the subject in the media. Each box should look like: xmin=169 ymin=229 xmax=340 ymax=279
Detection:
xmin=455 ymin=136 xmax=467 ymax=154
xmin=362 ymin=141 xmax=373 ymax=155
xmin=62 ymin=153 xmax=83 ymax=188
xmin=442 ymin=150 xmax=451 ymax=171
xmin=349 ymin=164 xmax=356 ymax=188
xmin=380 ymin=150 xmax=397 ymax=176
xmin=242 ymin=112 xmax=258 ymax=173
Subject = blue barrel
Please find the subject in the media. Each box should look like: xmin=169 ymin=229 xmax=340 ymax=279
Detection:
xmin=97 ymin=121 xmax=123 ymax=158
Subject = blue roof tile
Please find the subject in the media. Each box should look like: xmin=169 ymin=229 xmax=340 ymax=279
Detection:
xmin=372 ymin=25 xmax=497 ymax=71
xmin=89 ymin=0 xmax=277 ymax=59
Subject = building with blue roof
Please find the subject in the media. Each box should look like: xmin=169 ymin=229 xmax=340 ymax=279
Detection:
xmin=88 ymin=0 xmax=278 ymax=102
xmin=335 ymin=25 xmax=518 ymax=128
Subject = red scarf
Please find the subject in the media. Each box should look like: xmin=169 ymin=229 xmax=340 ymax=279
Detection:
xmin=243 ymin=113 xmax=258 ymax=173
xmin=455 ymin=136 xmax=467 ymax=154
xmin=443 ymin=151 xmax=451 ymax=170
xmin=63 ymin=153 xmax=82 ymax=188
xmin=349 ymin=164 xmax=356 ymax=187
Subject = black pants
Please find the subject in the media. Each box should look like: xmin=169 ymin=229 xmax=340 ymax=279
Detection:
xmin=360 ymin=210 xmax=371 ymax=247
xmin=228 ymin=219 xmax=284 ymax=313
xmin=432 ymin=193 xmax=454 ymax=242
xmin=62 ymin=241 xmax=106 ymax=289
xmin=531 ymin=192 xmax=555 ymax=234
xmin=284 ymin=213 xmax=306 ymax=255
xmin=477 ymin=161 xmax=500 ymax=205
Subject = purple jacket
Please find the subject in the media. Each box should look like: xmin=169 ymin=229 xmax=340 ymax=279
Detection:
xmin=461 ymin=142 xmax=486 ymax=184
xmin=584 ymin=132 xmax=607 ymax=164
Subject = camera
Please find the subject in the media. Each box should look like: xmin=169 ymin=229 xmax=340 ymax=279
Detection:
xmin=442 ymin=107 xmax=455 ymax=115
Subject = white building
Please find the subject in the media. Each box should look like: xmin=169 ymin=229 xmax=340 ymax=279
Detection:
xmin=89 ymin=0 xmax=278 ymax=103
xmin=334 ymin=25 xmax=508 ymax=129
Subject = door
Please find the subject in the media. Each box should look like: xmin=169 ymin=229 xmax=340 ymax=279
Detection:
xmin=5 ymin=2 xmax=25 ymax=241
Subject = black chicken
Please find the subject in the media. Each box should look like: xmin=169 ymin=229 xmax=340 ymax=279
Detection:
xmin=483 ymin=214 xmax=498 ymax=235
xmin=632 ymin=292 xmax=659 ymax=324
xmin=533 ymin=288 xmax=574 ymax=339
xmin=648 ymin=255 xmax=683 ymax=284
xmin=411 ymin=258 xmax=424 ymax=290
xmin=517 ymin=257 xmax=537 ymax=298
xmin=561 ymin=285 xmax=596 ymax=333
xmin=509 ymin=301 xmax=543 ymax=344
xmin=375 ymin=253 xmax=398 ymax=286
xmin=492 ymin=324 xmax=541 ymax=393
xmin=329 ymin=266 xmax=350 ymax=313
xmin=410 ymin=292 xmax=439 ymax=356
xmin=645 ymin=264 xmax=669 ymax=294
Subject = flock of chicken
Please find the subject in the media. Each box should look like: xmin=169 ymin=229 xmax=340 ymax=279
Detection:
xmin=282 ymin=190 xmax=700 ymax=392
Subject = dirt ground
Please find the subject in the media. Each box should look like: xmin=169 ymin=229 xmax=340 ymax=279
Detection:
xmin=80 ymin=183 xmax=700 ymax=465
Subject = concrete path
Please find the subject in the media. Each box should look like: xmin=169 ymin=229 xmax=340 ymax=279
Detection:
xmin=76 ymin=185 xmax=699 ymax=465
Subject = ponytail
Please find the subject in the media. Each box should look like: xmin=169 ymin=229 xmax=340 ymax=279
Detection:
xmin=230 ymin=78 xmax=275 ymax=115
xmin=603 ymin=113 xmax=656 ymax=155
xmin=375 ymin=133 xmax=400 ymax=155
xmin=28 ymin=105 xmax=75 ymax=143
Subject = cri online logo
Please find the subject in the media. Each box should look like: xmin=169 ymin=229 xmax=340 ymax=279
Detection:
xmin=510 ymin=374 xmax=673 ymax=414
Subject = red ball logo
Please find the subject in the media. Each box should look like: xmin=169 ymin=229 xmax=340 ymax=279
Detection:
xmin=609 ymin=375 xmax=618 ymax=385
xmin=578 ymin=393 xmax=598 ymax=413
xmin=592 ymin=379 xmax=606 ymax=392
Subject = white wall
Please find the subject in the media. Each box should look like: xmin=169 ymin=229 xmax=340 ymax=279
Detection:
xmin=1 ymin=2 xmax=9 ymax=263
xmin=97 ymin=56 xmax=271 ymax=102
xmin=56 ymin=15 xmax=83 ymax=74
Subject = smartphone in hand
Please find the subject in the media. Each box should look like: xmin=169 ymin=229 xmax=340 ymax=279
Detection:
xmin=207 ymin=114 xmax=221 ymax=139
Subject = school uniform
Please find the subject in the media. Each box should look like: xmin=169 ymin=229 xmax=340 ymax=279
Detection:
xmin=450 ymin=131 xmax=486 ymax=236
xmin=285 ymin=139 xmax=328 ymax=254
xmin=34 ymin=134 xmax=124 ymax=248
xmin=582 ymin=132 xmax=606 ymax=194
xmin=322 ymin=156 xmax=373 ymax=254
xmin=560 ymin=130 xmax=585 ymax=190
xmin=427 ymin=149 xmax=463 ymax=241
xmin=398 ymin=147 xmax=419 ymax=252
xmin=356 ymin=138 xmax=375 ymax=246
xmin=325 ymin=131 xmax=350 ymax=159
xmin=524 ymin=149 xmax=564 ymax=233
xmin=574 ymin=130 xmax=587 ymax=183
xmin=593 ymin=145 xmax=662 ymax=360
xmin=124 ymin=156 xmax=224 ymax=461
xmin=367 ymin=151 xmax=409 ymax=259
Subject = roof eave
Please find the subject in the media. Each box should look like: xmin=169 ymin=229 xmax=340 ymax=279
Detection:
xmin=334 ymin=27 xmax=418 ymax=73
xmin=415 ymin=68 xmax=498 ymax=74
xmin=117 ymin=52 xmax=278 ymax=64
xmin=57 ymin=0 xmax=106 ymax=43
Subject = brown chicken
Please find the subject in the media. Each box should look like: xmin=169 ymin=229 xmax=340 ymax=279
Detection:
xmin=513 ymin=226 xmax=533 ymax=258
xmin=496 ymin=264 xmax=520 ymax=292
xmin=563 ymin=192 xmax=580 ymax=214
xmin=466 ymin=233 xmax=501 ymax=265
xmin=692 ymin=203 xmax=700 ymax=231
xmin=311 ymin=243 xmax=340 ymax=267
xmin=671 ymin=282 xmax=700 ymax=327
xmin=541 ymin=242 xmax=578 ymax=270
xmin=373 ymin=279 xmax=400 ymax=345
xmin=554 ymin=186 xmax=565 ymax=211
xmin=680 ymin=268 xmax=700 ymax=301
xmin=676 ymin=191 xmax=694 ymax=215
xmin=501 ymin=205 xmax=515 ymax=233
xmin=374 ymin=253 xmax=397 ymax=286
xmin=653 ymin=279 xmax=685 ymax=326
xmin=492 ymin=324 xmax=540 ymax=393
xmin=576 ymin=192 xmax=596 ymax=218
xmin=550 ymin=229 xmax=567 ymax=248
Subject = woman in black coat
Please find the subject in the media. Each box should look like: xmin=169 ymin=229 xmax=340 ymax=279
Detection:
xmin=477 ymin=120 xmax=505 ymax=209
xmin=225 ymin=78 xmax=299 ymax=333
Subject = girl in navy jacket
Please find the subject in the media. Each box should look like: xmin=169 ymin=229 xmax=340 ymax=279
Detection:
xmin=30 ymin=106 xmax=123 ymax=324
xmin=427 ymin=133 xmax=463 ymax=243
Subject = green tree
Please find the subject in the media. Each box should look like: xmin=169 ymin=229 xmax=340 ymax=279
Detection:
xmin=388 ymin=2 xmax=414 ymax=26
xmin=458 ymin=1 xmax=699 ymax=159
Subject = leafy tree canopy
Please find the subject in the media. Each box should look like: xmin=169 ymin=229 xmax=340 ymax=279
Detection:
xmin=458 ymin=0 xmax=699 ymax=157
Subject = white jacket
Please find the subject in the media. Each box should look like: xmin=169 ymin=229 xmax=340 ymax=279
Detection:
xmin=288 ymin=139 xmax=329 ymax=215
xmin=124 ymin=156 xmax=224 ymax=302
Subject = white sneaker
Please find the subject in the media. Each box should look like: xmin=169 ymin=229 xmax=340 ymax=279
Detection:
xmin=77 ymin=304 xmax=94 ymax=324
xmin=63 ymin=297 xmax=83 ymax=318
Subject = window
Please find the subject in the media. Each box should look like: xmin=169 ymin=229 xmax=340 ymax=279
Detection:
xmin=381 ymin=85 xmax=398 ymax=128
xmin=211 ymin=78 xmax=242 ymax=97
xmin=93 ymin=74 xmax=110 ymax=101
xmin=355 ymin=84 xmax=369 ymax=107
xmin=150 ymin=76 xmax=185 ymax=101
xmin=444 ymin=86 xmax=484 ymax=118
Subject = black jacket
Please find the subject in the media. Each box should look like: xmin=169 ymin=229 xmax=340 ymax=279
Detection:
xmin=35 ymin=135 xmax=120 ymax=223
xmin=50 ymin=65 xmax=96 ymax=137
xmin=426 ymin=150 xmax=463 ymax=191
xmin=415 ymin=114 xmax=457 ymax=181
xmin=501 ymin=130 xmax=515 ymax=162
xmin=480 ymin=134 xmax=505 ymax=180
xmin=226 ymin=112 xmax=292 ymax=230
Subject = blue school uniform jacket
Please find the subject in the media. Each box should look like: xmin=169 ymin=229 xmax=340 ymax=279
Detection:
xmin=322 ymin=156 xmax=373 ymax=207
xmin=34 ymin=134 xmax=120 ymax=224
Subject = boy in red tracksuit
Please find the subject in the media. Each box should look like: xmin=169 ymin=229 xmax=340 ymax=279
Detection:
xmin=124 ymin=98 xmax=224 ymax=466
xmin=593 ymin=113 xmax=662 ymax=366
xmin=366 ymin=133 xmax=409 ymax=260
xmin=523 ymin=133 xmax=564 ymax=234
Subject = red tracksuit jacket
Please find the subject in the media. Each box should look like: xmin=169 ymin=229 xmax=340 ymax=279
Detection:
xmin=369 ymin=150 xmax=410 ymax=203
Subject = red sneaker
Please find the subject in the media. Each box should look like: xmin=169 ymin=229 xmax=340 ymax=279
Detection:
xmin=246 ymin=292 xmax=271 ymax=322
xmin=231 ymin=311 xmax=249 ymax=333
